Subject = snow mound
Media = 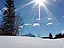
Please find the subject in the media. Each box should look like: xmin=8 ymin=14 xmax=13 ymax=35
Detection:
xmin=0 ymin=36 xmax=63 ymax=48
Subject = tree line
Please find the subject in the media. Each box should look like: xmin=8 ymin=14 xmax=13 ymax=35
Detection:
xmin=42 ymin=33 xmax=64 ymax=39
xmin=21 ymin=33 xmax=64 ymax=39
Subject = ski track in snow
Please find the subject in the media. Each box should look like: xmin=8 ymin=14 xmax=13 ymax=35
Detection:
xmin=0 ymin=36 xmax=63 ymax=48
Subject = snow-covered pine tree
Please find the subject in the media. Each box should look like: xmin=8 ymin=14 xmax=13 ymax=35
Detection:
xmin=2 ymin=0 xmax=16 ymax=36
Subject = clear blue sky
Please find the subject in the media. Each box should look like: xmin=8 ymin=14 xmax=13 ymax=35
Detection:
xmin=0 ymin=0 xmax=64 ymax=37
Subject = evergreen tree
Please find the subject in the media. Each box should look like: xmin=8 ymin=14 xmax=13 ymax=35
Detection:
xmin=1 ymin=0 xmax=16 ymax=36
xmin=49 ymin=33 xmax=53 ymax=39
xmin=54 ymin=33 xmax=63 ymax=39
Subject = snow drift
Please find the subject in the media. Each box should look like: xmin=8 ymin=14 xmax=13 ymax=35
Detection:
xmin=0 ymin=36 xmax=63 ymax=48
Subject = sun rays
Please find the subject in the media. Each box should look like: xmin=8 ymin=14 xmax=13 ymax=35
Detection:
xmin=15 ymin=0 xmax=57 ymax=26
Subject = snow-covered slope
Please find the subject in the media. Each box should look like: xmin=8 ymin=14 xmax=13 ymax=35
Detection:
xmin=0 ymin=36 xmax=63 ymax=48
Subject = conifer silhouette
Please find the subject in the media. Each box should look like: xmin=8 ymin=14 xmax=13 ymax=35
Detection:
xmin=49 ymin=33 xmax=53 ymax=39
xmin=1 ymin=0 xmax=16 ymax=36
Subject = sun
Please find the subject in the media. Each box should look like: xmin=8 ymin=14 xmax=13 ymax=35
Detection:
xmin=34 ymin=0 xmax=46 ymax=6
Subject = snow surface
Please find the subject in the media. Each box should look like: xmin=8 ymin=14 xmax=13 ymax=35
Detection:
xmin=0 ymin=36 xmax=63 ymax=48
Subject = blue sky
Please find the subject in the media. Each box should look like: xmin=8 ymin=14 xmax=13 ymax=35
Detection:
xmin=0 ymin=0 xmax=64 ymax=37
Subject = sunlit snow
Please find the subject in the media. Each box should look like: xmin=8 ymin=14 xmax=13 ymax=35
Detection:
xmin=0 ymin=36 xmax=63 ymax=48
